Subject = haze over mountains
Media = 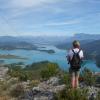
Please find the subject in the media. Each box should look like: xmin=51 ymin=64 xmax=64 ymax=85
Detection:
xmin=0 ymin=33 xmax=100 ymax=50
xmin=0 ymin=33 xmax=100 ymax=45
xmin=0 ymin=35 xmax=67 ymax=45
xmin=0 ymin=35 xmax=67 ymax=50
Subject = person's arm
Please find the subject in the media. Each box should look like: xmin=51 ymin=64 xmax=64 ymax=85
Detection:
xmin=80 ymin=50 xmax=84 ymax=59
xmin=67 ymin=49 xmax=73 ymax=64
xmin=79 ymin=50 xmax=84 ymax=65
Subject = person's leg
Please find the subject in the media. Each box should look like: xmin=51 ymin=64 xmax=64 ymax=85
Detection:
xmin=71 ymin=72 xmax=76 ymax=88
xmin=69 ymin=68 xmax=76 ymax=89
xmin=75 ymin=71 xmax=79 ymax=88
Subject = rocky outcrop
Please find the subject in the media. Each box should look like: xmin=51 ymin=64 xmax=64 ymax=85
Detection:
xmin=87 ymin=86 xmax=99 ymax=100
xmin=0 ymin=67 xmax=8 ymax=80
xmin=21 ymin=77 xmax=66 ymax=100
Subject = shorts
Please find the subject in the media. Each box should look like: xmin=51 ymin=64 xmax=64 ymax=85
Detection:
xmin=69 ymin=67 xmax=80 ymax=77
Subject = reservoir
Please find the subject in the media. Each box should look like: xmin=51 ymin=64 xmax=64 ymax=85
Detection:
xmin=0 ymin=45 xmax=100 ymax=72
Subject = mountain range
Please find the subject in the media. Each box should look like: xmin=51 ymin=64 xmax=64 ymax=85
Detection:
xmin=0 ymin=35 xmax=67 ymax=50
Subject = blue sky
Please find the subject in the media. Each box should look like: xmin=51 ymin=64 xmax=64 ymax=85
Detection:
xmin=0 ymin=0 xmax=100 ymax=36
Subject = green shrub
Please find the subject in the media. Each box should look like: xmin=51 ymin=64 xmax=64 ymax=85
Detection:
xmin=60 ymin=72 xmax=71 ymax=87
xmin=82 ymin=68 xmax=96 ymax=86
xmin=8 ymin=66 xmax=23 ymax=77
xmin=19 ymin=72 xmax=28 ymax=81
xmin=40 ymin=63 xmax=59 ymax=80
xmin=8 ymin=61 xmax=60 ymax=81
xmin=55 ymin=88 xmax=88 ymax=100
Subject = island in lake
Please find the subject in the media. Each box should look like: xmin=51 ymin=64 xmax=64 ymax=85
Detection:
xmin=0 ymin=54 xmax=27 ymax=60
xmin=38 ymin=49 xmax=55 ymax=54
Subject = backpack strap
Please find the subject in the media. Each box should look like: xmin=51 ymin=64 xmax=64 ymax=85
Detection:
xmin=78 ymin=49 xmax=81 ymax=54
xmin=72 ymin=49 xmax=75 ymax=54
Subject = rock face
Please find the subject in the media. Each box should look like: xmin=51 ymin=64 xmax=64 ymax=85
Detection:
xmin=24 ymin=90 xmax=54 ymax=100
xmin=0 ymin=67 xmax=8 ymax=80
xmin=22 ymin=77 xmax=66 ymax=100
xmin=87 ymin=86 xmax=100 ymax=100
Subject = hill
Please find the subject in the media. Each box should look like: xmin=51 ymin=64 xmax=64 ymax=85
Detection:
xmin=0 ymin=36 xmax=67 ymax=45
xmin=0 ymin=41 xmax=37 ymax=50
xmin=0 ymin=61 xmax=100 ymax=100
xmin=66 ymin=33 xmax=100 ymax=42
xmin=82 ymin=40 xmax=100 ymax=67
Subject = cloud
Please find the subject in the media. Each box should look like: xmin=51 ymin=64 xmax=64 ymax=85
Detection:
xmin=0 ymin=0 xmax=62 ymax=19
xmin=44 ymin=20 xmax=80 ymax=26
xmin=26 ymin=19 xmax=81 ymax=29
xmin=0 ymin=0 xmax=100 ymax=36
xmin=0 ymin=0 xmax=86 ymax=19
xmin=0 ymin=0 xmax=84 ymax=12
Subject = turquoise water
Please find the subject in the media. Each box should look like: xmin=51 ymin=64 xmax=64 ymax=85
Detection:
xmin=0 ymin=45 xmax=100 ymax=72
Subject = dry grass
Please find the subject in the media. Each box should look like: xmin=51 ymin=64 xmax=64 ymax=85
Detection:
xmin=0 ymin=96 xmax=13 ymax=100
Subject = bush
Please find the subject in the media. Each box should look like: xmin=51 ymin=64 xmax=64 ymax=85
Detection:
xmin=8 ymin=66 xmax=29 ymax=81
xmin=60 ymin=72 xmax=71 ymax=87
xmin=19 ymin=72 xmax=28 ymax=81
xmin=8 ymin=61 xmax=60 ymax=81
xmin=40 ymin=63 xmax=59 ymax=80
xmin=29 ymin=80 xmax=40 ymax=88
xmin=8 ymin=66 xmax=23 ymax=77
xmin=82 ymin=68 xmax=96 ymax=86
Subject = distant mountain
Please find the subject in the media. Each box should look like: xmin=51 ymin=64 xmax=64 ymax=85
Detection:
xmin=56 ymin=33 xmax=100 ymax=49
xmin=0 ymin=34 xmax=100 ymax=45
xmin=0 ymin=41 xmax=37 ymax=50
xmin=20 ymin=36 xmax=67 ymax=45
xmin=0 ymin=35 xmax=68 ymax=50
xmin=0 ymin=36 xmax=20 ymax=42
xmin=82 ymin=40 xmax=100 ymax=54
xmin=0 ymin=36 xmax=67 ymax=45
xmin=82 ymin=40 xmax=100 ymax=67
xmin=56 ymin=39 xmax=94 ymax=50
xmin=73 ymin=33 xmax=100 ymax=40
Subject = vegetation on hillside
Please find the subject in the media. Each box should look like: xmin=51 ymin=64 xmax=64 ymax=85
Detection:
xmin=0 ymin=61 xmax=100 ymax=100
xmin=8 ymin=61 xmax=60 ymax=81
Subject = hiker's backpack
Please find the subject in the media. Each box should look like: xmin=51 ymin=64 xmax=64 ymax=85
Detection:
xmin=70 ymin=49 xmax=81 ymax=70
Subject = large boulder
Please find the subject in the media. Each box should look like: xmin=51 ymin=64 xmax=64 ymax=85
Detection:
xmin=22 ymin=77 xmax=66 ymax=100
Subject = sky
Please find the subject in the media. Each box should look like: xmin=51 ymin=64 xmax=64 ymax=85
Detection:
xmin=0 ymin=0 xmax=100 ymax=36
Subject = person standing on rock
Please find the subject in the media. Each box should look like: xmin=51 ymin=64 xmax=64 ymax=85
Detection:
xmin=67 ymin=40 xmax=84 ymax=89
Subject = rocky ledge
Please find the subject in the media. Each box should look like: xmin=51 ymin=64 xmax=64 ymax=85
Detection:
xmin=20 ymin=77 xmax=66 ymax=100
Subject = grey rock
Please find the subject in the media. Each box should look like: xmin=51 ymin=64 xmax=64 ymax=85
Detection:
xmin=46 ymin=77 xmax=60 ymax=86
xmin=22 ymin=77 xmax=65 ymax=100
xmin=0 ymin=67 xmax=8 ymax=80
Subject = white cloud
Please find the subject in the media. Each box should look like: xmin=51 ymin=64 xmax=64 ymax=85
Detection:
xmin=44 ymin=20 xmax=80 ymax=26
xmin=0 ymin=0 xmax=61 ymax=19
xmin=0 ymin=0 xmax=85 ymax=19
